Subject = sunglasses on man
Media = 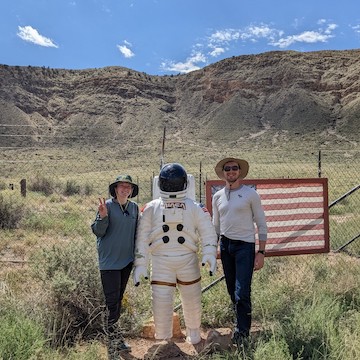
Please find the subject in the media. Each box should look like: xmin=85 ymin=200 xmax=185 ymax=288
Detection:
xmin=223 ymin=165 xmax=240 ymax=172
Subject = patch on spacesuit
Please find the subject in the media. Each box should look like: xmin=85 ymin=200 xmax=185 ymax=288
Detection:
xmin=140 ymin=204 xmax=149 ymax=212
xmin=199 ymin=203 xmax=209 ymax=213
xmin=164 ymin=202 xmax=186 ymax=210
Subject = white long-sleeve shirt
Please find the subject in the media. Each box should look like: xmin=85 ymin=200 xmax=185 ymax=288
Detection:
xmin=212 ymin=184 xmax=267 ymax=243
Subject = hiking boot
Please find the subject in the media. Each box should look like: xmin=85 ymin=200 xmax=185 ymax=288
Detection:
xmin=231 ymin=330 xmax=249 ymax=349
xmin=107 ymin=335 xmax=131 ymax=356
xmin=116 ymin=338 xmax=131 ymax=352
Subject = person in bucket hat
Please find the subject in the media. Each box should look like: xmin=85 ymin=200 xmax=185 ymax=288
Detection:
xmin=109 ymin=174 xmax=139 ymax=198
xmin=91 ymin=174 xmax=139 ymax=355
xmin=212 ymin=157 xmax=267 ymax=349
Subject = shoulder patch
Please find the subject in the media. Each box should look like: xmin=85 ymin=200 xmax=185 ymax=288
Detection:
xmin=140 ymin=204 xmax=148 ymax=213
xmin=199 ymin=203 xmax=209 ymax=213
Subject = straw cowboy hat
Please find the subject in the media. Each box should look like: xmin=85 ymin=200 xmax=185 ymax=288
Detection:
xmin=109 ymin=174 xmax=139 ymax=198
xmin=214 ymin=157 xmax=249 ymax=180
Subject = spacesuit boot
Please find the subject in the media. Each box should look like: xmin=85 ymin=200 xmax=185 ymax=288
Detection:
xmin=185 ymin=328 xmax=201 ymax=345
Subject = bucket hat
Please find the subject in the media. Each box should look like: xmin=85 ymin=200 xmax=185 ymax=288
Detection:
xmin=109 ymin=174 xmax=139 ymax=198
xmin=214 ymin=157 xmax=249 ymax=180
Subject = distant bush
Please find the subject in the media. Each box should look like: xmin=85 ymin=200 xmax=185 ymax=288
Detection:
xmin=0 ymin=180 xmax=6 ymax=191
xmin=29 ymin=175 xmax=55 ymax=196
xmin=64 ymin=180 xmax=81 ymax=196
xmin=84 ymin=183 xmax=94 ymax=196
xmin=0 ymin=194 xmax=26 ymax=229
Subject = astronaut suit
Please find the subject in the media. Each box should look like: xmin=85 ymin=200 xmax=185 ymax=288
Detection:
xmin=133 ymin=163 xmax=218 ymax=344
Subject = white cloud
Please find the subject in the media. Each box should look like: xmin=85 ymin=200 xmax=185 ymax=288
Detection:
xmin=161 ymin=20 xmax=338 ymax=73
xmin=209 ymin=47 xmax=226 ymax=57
xmin=117 ymin=43 xmax=135 ymax=58
xmin=270 ymin=20 xmax=337 ymax=48
xmin=161 ymin=23 xmax=282 ymax=73
xmin=352 ymin=24 xmax=360 ymax=34
xmin=206 ymin=21 xmax=337 ymax=53
xmin=209 ymin=29 xmax=239 ymax=43
xmin=324 ymin=23 xmax=338 ymax=34
xmin=208 ymin=24 xmax=281 ymax=46
xmin=317 ymin=19 xmax=327 ymax=25
xmin=161 ymin=51 xmax=206 ymax=74
xmin=271 ymin=31 xmax=332 ymax=48
xmin=17 ymin=26 xmax=58 ymax=48
xmin=270 ymin=20 xmax=337 ymax=49
xmin=246 ymin=25 xmax=278 ymax=39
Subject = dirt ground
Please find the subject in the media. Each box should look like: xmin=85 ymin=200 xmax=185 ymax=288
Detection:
xmin=107 ymin=327 xmax=234 ymax=360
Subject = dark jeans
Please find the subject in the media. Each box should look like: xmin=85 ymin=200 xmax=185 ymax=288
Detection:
xmin=100 ymin=262 xmax=133 ymax=334
xmin=220 ymin=236 xmax=255 ymax=337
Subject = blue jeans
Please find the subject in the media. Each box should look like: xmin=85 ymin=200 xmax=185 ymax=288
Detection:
xmin=220 ymin=236 xmax=255 ymax=337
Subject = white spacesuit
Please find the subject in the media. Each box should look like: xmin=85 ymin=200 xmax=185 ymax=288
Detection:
xmin=133 ymin=163 xmax=218 ymax=344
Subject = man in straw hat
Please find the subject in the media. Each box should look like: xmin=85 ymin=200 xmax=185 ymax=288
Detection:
xmin=212 ymin=157 xmax=267 ymax=348
xmin=91 ymin=174 xmax=139 ymax=355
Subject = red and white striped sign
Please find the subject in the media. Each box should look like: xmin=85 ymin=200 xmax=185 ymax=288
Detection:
xmin=206 ymin=178 xmax=329 ymax=256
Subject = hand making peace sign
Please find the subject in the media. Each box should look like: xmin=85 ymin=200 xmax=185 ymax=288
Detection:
xmin=98 ymin=198 xmax=108 ymax=219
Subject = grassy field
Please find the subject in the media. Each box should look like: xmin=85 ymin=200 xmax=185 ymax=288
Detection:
xmin=0 ymin=146 xmax=359 ymax=359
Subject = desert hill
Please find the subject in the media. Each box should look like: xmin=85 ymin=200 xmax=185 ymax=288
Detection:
xmin=0 ymin=49 xmax=359 ymax=151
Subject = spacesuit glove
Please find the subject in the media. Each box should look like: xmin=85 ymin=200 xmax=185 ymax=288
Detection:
xmin=201 ymin=254 xmax=217 ymax=276
xmin=133 ymin=265 xmax=148 ymax=287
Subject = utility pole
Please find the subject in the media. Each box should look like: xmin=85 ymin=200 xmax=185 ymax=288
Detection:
xmin=160 ymin=126 xmax=166 ymax=170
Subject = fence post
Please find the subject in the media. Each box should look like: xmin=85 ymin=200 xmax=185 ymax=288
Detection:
xmin=20 ymin=179 xmax=26 ymax=197
xmin=199 ymin=161 xmax=202 ymax=204
xmin=318 ymin=150 xmax=322 ymax=178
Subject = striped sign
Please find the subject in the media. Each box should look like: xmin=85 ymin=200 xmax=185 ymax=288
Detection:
xmin=206 ymin=178 xmax=329 ymax=256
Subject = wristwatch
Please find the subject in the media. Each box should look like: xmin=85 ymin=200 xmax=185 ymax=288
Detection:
xmin=257 ymin=250 xmax=266 ymax=255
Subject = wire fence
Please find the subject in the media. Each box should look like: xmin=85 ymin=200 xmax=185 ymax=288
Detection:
xmin=0 ymin=146 xmax=359 ymax=339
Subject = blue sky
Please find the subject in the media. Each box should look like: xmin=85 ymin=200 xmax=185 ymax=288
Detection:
xmin=1 ymin=0 xmax=360 ymax=75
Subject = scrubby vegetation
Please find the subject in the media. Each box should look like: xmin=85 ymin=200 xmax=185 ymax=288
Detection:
xmin=0 ymin=150 xmax=359 ymax=359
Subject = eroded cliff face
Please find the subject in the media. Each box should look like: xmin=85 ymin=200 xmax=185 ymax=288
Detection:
xmin=1 ymin=49 xmax=359 ymax=149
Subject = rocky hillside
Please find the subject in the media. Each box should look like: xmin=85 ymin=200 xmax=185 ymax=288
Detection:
xmin=0 ymin=49 xmax=359 ymax=150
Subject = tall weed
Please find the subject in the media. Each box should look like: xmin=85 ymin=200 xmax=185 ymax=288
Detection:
xmin=0 ymin=306 xmax=47 ymax=360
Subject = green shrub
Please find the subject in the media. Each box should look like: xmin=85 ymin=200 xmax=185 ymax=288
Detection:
xmin=30 ymin=238 xmax=105 ymax=346
xmin=0 ymin=193 xmax=26 ymax=229
xmin=29 ymin=174 xmax=55 ymax=195
xmin=0 ymin=307 xmax=47 ymax=360
xmin=64 ymin=180 xmax=81 ymax=196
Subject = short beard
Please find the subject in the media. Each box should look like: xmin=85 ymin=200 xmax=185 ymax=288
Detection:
xmin=228 ymin=176 xmax=240 ymax=185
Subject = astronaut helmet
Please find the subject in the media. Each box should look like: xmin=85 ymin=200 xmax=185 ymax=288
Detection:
xmin=159 ymin=163 xmax=187 ymax=199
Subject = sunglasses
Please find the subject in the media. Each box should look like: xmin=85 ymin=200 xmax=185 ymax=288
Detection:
xmin=223 ymin=165 xmax=240 ymax=172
